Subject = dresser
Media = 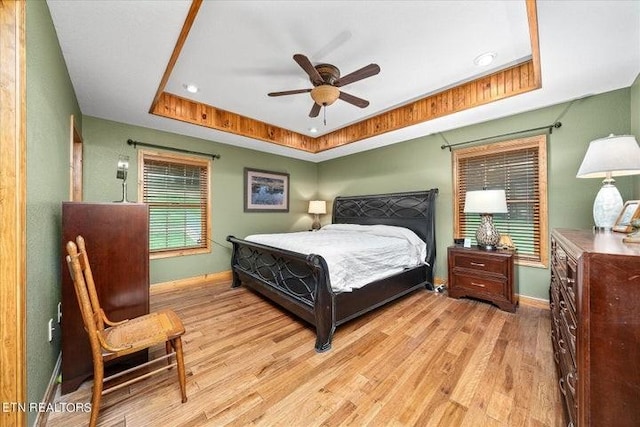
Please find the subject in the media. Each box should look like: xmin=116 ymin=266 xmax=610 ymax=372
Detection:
xmin=447 ymin=245 xmax=517 ymax=312
xmin=550 ymin=229 xmax=640 ymax=426
xmin=61 ymin=202 xmax=150 ymax=394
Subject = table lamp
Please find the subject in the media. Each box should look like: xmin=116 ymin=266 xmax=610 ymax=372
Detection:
xmin=576 ymin=134 xmax=640 ymax=229
xmin=464 ymin=189 xmax=508 ymax=250
xmin=115 ymin=155 xmax=129 ymax=203
xmin=308 ymin=200 xmax=326 ymax=230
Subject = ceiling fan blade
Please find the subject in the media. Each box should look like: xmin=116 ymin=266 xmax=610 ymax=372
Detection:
xmin=339 ymin=91 xmax=370 ymax=108
xmin=268 ymin=88 xmax=312 ymax=97
xmin=335 ymin=63 xmax=380 ymax=87
xmin=293 ymin=54 xmax=323 ymax=86
xmin=309 ymin=102 xmax=321 ymax=118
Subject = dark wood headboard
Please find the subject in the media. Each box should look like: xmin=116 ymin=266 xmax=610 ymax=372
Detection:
xmin=331 ymin=189 xmax=438 ymax=266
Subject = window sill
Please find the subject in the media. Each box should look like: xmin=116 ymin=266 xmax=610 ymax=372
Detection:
xmin=150 ymin=247 xmax=211 ymax=260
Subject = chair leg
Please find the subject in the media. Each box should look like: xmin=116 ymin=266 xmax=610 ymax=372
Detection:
xmin=89 ymin=362 xmax=104 ymax=427
xmin=165 ymin=341 xmax=173 ymax=367
xmin=172 ymin=337 xmax=188 ymax=403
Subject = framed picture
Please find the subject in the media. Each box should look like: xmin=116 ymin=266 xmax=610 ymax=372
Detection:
xmin=613 ymin=200 xmax=640 ymax=232
xmin=244 ymin=168 xmax=289 ymax=212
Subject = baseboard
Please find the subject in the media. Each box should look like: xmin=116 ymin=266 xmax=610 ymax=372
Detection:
xmin=150 ymin=270 xmax=233 ymax=295
xmin=150 ymin=272 xmax=550 ymax=310
xmin=34 ymin=352 xmax=61 ymax=427
xmin=431 ymin=277 xmax=549 ymax=310
xmin=517 ymin=294 xmax=550 ymax=310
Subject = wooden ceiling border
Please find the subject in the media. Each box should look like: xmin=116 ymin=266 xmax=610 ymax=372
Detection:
xmin=150 ymin=0 xmax=541 ymax=154
xmin=148 ymin=0 xmax=203 ymax=114
xmin=152 ymin=92 xmax=316 ymax=152
xmin=526 ymin=0 xmax=542 ymax=88
xmin=315 ymin=59 xmax=538 ymax=152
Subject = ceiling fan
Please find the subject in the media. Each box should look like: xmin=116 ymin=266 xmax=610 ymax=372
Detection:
xmin=268 ymin=54 xmax=380 ymax=121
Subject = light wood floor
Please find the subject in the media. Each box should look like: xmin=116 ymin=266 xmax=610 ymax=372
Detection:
xmin=46 ymin=281 xmax=564 ymax=426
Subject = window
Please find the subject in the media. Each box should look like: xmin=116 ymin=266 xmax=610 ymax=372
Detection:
xmin=138 ymin=150 xmax=211 ymax=258
xmin=453 ymin=135 xmax=548 ymax=267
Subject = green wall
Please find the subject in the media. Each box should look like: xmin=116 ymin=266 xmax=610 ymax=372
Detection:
xmin=25 ymin=2 xmax=81 ymax=425
xmin=318 ymin=88 xmax=633 ymax=300
xmin=81 ymin=117 xmax=318 ymax=284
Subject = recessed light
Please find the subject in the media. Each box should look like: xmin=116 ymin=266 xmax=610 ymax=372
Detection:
xmin=474 ymin=52 xmax=496 ymax=67
xmin=183 ymin=83 xmax=199 ymax=94
xmin=309 ymin=127 xmax=318 ymax=134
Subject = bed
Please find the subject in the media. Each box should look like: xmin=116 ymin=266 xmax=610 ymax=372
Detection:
xmin=226 ymin=189 xmax=438 ymax=352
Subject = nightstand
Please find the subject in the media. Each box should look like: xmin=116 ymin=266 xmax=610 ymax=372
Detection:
xmin=447 ymin=245 xmax=517 ymax=312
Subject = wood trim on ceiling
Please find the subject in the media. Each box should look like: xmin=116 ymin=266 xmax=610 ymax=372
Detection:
xmin=149 ymin=0 xmax=542 ymax=154
xmin=149 ymin=0 xmax=203 ymax=114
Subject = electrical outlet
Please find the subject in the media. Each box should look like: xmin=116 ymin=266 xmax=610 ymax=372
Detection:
xmin=57 ymin=302 xmax=62 ymax=323
xmin=48 ymin=318 xmax=55 ymax=342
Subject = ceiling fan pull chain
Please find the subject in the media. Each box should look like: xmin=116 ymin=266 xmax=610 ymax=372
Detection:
xmin=323 ymin=104 xmax=327 ymax=126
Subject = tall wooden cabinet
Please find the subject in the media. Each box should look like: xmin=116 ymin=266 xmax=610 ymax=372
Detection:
xmin=61 ymin=202 xmax=150 ymax=394
xmin=550 ymin=229 xmax=640 ymax=426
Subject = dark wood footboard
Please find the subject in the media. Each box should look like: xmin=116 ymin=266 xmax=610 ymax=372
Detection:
xmin=226 ymin=236 xmax=336 ymax=352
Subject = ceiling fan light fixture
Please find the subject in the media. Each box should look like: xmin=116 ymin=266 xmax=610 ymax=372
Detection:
xmin=311 ymin=85 xmax=340 ymax=106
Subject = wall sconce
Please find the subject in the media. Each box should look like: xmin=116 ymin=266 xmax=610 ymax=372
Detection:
xmin=576 ymin=134 xmax=640 ymax=229
xmin=464 ymin=189 xmax=508 ymax=250
xmin=115 ymin=155 xmax=129 ymax=203
xmin=308 ymin=200 xmax=326 ymax=231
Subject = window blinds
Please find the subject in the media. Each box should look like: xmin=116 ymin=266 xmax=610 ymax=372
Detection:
xmin=142 ymin=157 xmax=209 ymax=253
xmin=455 ymin=138 xmax=545 ymax=264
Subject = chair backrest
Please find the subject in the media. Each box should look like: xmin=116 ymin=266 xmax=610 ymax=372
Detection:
xmin=66 ymin=236 xmax=106 ymax=360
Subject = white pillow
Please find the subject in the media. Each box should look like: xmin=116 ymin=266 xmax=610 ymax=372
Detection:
xmin=321 ymin=223 xmax=427 ymax=262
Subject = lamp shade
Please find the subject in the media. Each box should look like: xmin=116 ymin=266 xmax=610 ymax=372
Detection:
xmin=576 ymin=134 xmax=640 ymax=178
xmin=308 ymin=200 xmax=327 ymax=215
xmin=464 ymin=190 xmax=508 ymax=214
xmin=116 ymin=155 xmax=129 ymax=180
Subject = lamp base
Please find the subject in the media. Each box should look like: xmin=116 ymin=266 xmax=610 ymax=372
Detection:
xmin=311 ymin=214 xmax=321 ymax=231
xmin=114 ymin=180 xmax=129 ymax=203
xmin=592 ymin=178 xmax=622 ymax=229
xmin=477 ymin=244 xmax=498 ymax=251
xmin=475 ymin=214 xmax=501 ymax=249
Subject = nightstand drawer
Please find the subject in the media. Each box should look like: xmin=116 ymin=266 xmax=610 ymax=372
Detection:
xmin=451 ymin=273 xmax=505 ymax=295
xmin=452 ymin=253 xmax=508 ymax=276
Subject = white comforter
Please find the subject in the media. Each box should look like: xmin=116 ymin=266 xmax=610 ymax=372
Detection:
xmin=245 ymin=224 xmax=427 ymax=293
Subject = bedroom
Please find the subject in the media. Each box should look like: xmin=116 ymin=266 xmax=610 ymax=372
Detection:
xmin=2 ymin=0 xmax=640 ymax=426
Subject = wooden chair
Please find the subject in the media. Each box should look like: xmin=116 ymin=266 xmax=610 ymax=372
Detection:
xmin=65 ymin=236 xmax=187 ymax=427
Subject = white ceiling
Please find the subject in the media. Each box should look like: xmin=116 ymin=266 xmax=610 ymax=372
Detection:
xmin=47 ymin=0 xmax=640 ymax=162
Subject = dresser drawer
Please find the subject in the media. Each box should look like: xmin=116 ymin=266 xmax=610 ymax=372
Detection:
xmin=452 ymin=253 xmax=508 ymax=276
xmin=557 ymin=334 xmax=578 ymax=427
xmin=559 ymin=285 xmax=577 ymax=363
xmin=565 ymin=257 xmax=578 ymax=312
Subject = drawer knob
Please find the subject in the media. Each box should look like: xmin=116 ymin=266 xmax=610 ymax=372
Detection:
xmin=470 ymin=262 xmax=485 ymax=267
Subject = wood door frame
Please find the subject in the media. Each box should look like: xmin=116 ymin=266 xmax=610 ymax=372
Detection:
xmin=70 ymin=115 xmax=83 ymax=201
xmin=0 ymin=1 xmax=27 ymax=425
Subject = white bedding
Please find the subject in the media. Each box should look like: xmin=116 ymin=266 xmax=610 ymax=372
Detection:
xmin=245 ymin=224 xmax=427 ymax=293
